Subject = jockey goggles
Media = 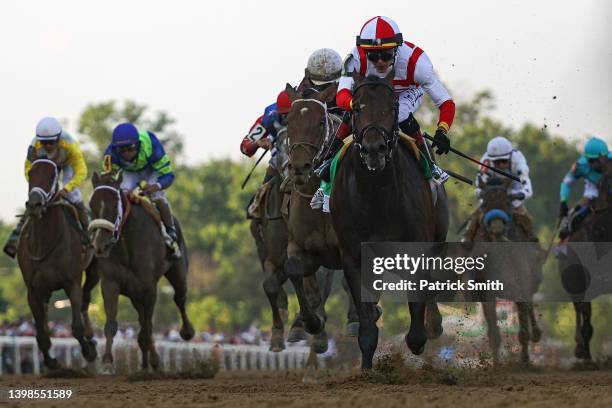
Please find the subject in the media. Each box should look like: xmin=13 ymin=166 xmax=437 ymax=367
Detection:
xmin=117 ymin=143 xmax=138 ymax=153
xmin=366 ymin=50 xmax=395 ymax=62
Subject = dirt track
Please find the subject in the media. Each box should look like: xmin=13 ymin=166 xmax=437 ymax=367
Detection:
xmin=1 ymin=366 xmax=610 ymax=408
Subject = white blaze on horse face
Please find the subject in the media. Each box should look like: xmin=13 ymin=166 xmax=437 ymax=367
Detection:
xmin=300 ymin=107 xmax=308 ymax=116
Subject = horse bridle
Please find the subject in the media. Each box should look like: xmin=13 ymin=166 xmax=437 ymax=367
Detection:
xmin=288 ymin=98 xmax=333 ymax=167
xmin=28 ymin=159 xmax=59 ymax=208
xmin=89 ymin=185 xmax=124 ymax=242
xmin=351 ymin=80 xmax=399 ymax=162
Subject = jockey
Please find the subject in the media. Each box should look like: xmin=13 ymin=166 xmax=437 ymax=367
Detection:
xmin=240 ymin=90 xmax=292 ymax=182
xmin=317 ymin=16 xmax=456 ymax=184
xmin=558 ymin=136 xmax=611 ymax=239
xmin=463 ymin=136 xmax=538 ymax=242
xmin=3 ymin=117 xmax=89 ymax=258
xmin=103 ymin=122 xmax=181 ymax=258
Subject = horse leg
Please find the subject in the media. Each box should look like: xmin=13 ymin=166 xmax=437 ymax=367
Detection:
xmin=311 ymin=267 xmax=335 ymax=354
xmin=28 ymin=289 xmax=58 ymax=369
xmin=101 ymin=279 xmax=119 ymax=373
xmin=528 ymin=303 xmax=542 ymax=343
xmin=81 ymin=260 xmax=99 ymax=340
xmin=516 ymin=302 xmax=531 ymax=365
xmin=574 ymin=302 xmax=593 ymax=360
xmin=406 ymin=302 xmax=427 ymax=356
xmin=342 ymin=276 xmax=359 ymax=337
xmin=135 ymin=289 xmax=159 ymax=371
xmin=66 ymin=281 xmax=97 ymax=363
xmin=482 ymin=302 xmax=501 ymax=364
xmin=164 ymin=263 xmax=195 ymax=341
xmin=263 ymin=262 xmax=286 ymax=352
xmin=343 ymin=263 xmax=379 ymax=369
xmin=285 ymin=250 xmax=324 ymax=335
xmin=425 ymin=300 xmax=443 ymax=339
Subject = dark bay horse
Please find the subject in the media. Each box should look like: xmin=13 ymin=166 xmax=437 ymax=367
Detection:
xmin=330 ymin=72 xmax=449 ymax=369
xmin=17 ymin=159 xmax=98 ymax=369
xmin=89 ymin=171 xmax=194 ymax=372
xmin=470 ymin=176 xmax=542 ymax=364
xmin=282 ymin=84 xmax=359 ymax=347
xmin=560 ymin=160 xmax=612 ymax=360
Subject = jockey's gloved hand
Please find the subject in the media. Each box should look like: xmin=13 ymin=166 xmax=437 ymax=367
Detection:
xmin=142 ymin=183 xmax=161 ymax=195
xmin=559 ymin=201 xmax=569 ymax=218
xmin=432 ymin=128 xmax=451 ymax=154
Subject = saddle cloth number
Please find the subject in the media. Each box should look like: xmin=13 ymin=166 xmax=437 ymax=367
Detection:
xmin=247 ymin=123 xmax=266 ymax=143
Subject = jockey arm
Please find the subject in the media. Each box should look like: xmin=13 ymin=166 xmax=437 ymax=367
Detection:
xmin=413 ymin=51 xmax=456 ymax=132
xmin=240 ymin=103 xmax=278 ymax=157
xmin=62 ymin=137 xmax=87 ymax=192
xmin=511 ymin=150 xmax=533 ymax=201
xmin=148 ymin=131 xmax=174 ymax=189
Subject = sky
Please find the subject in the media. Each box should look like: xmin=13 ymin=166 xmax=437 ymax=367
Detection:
xmin=0 ymin=0 xmax=610 ymax=220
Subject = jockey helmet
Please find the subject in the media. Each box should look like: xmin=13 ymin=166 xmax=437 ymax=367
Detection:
xmin=487 ymin=136 xmax=513 ymax=161
xmin=35 ymin=117 xmax=62 ymax=141
xmin=356 ymin=16 xmax=403 ymax=50
xmin=306 ymin=48 xmax=342 ymax=85
xmin=583 ymin=137 xmax=609 ymax=159
xmin=276 ymin=91 xmax=292 ymax=114
xmin=112 ymin=122 xmax=140 ymax=147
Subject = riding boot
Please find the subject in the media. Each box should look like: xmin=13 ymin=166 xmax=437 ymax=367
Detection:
xmin=462 ymin=209 xmax=483 ymax=243
xmin=3 ymin=216 xmax=26 ymax=259
xmin=314 ymin=137 xmax=344 ymax=183
xmin=400 ymin=114 xmax=449 ymax=184
xmin=154 ymin=198 xmax=181 ymax=259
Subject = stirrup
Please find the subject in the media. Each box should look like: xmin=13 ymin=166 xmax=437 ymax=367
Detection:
xmin=310 ymin=188 xmax=325 ymax=210
xmin=314 ymin=158 xmax=332 ymax=182
xmin=431 ymin=164 xmax=449 ymax=185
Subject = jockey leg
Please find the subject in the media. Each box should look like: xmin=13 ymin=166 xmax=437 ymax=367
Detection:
xmin=462 ymin=208 xmax=483 ymax=243
xmin=399 ymin=114 xmax=449 ymax=184
xmin=559 ymin=197 xmax=592 ymax=239
xmin=153 ymin=195 xmax=181 ymax=258
xmin=512 ymin=205 xmax=539 ymax=242
xmin=314 ymin=112 xmax=352 ymax=182
xmin=3 ymin=216 xmax=27 ymax=258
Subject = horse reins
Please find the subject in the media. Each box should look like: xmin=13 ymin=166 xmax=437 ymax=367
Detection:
xmin=89 ymin=185 xmax=124 ymax=242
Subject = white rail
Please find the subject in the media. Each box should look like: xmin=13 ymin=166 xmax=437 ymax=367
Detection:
xmin=0 ymin=336 xmax=319 ymax=375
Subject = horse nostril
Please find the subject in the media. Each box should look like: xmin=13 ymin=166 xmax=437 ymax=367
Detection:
xmin=378 ymin=143 xmax=387 ymax=153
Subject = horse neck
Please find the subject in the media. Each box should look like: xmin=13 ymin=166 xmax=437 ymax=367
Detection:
xmin=30 ymin=205 xmax=65 ymax=254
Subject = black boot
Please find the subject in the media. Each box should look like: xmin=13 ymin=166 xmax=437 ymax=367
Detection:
xmin=314 ymin=138 xmax=343 ymax=182
xmin=154 ymin=198 xmax=181 ymax=259
xmin=3 ymin=216 xmax=26 ymax=259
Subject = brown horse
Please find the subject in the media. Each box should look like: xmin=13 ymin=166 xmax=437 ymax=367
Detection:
xmin=330 ymin=72 xmax=449 ymax=369
xmin=560 ymin=159 xmax=612 ymax=360
xmin=471 ymin=176 xmax=542 ymax=364
xmin=17 ymin=159 xmax=98 ymax=369
xmin=89 ymin=171 xmax=194 ymax=373
xmin=283 ymin=84 xmax=359 ymax=347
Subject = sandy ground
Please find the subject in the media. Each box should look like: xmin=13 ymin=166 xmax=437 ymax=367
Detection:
xmin=0 ymin=364 xmax=610 ymax=408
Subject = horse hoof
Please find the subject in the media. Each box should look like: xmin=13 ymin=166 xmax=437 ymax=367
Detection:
xmin=405 ymin=332 xmax=427 ymax=356
xmin=304 ymin=315 xmax=324 ymax=335
xmin=100 ymin=364 xmax=116 ymax=375
xmin=83 ymin=340 xmax=98 ymax=362
xmin=344 ymin=321 xmax=359 ymax=337
xmin=270 ymin=329 xmax=286 ymax=352
xmin=287 ymin=326 xmax=307 ymax=343
xmin=45 ymin=358 xmax=59 ymax=370
xmin=312 ymin=331 xmax=328 ymax=354
xmin=180 ymin=323 xmax=195 ymax=341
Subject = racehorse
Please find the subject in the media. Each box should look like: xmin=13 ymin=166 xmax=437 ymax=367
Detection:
xmin=560 ymin=159 xmax=612 ymax=360
xmin=89 ymin=171 xmax=194 ymax=372
xmin=470 ymin=176 xmax=542 ymax=364
xmin=329 ymin=71 xmax=449 ymax=369
xmin=17 ymin=159 xmax=98 ymax=369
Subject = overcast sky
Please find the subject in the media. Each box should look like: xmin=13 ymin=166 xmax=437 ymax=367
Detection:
xmin=0 ymin=0 xmax=610 ymax=220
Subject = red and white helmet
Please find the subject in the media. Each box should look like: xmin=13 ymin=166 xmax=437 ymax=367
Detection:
xmin=356 ymin=16 xmax=403 ymax=50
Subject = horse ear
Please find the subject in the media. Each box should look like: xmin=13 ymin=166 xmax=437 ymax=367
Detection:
xmin=285 ymin=83 xmax=299 ymax=102
xmin=384 ymin=67 xmax=395 ymax=84
xmin=92 ymin=171 xmax=100 ymax=187
xmin=317 ymin=83 xmax=338 ymax=104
